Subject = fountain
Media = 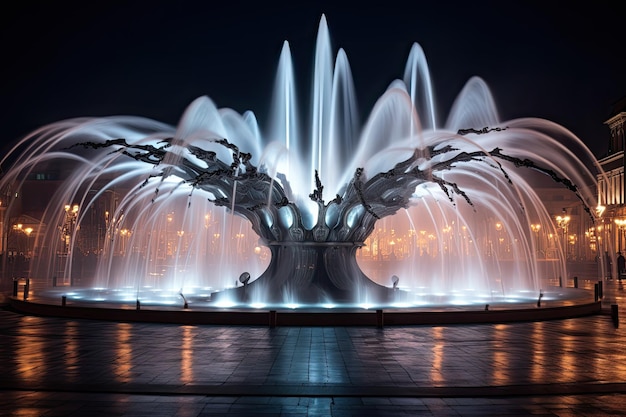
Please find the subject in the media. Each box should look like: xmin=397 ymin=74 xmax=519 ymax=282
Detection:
xmin=1 ymin=16 xmax=604 ymax=322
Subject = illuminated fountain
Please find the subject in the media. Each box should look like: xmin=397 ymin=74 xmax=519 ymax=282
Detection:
xmin=1 ymin=16 xmax=602 ymax=311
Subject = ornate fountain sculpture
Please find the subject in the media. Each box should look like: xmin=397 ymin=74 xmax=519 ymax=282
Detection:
xmin=74 ymin=131 xmax=591 ymax=304
xmin=0 ymin=15 xmax=601 ymax=308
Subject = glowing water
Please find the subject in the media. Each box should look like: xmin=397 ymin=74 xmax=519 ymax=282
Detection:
xmin=0 ymin=15 xmax=601 ymax=307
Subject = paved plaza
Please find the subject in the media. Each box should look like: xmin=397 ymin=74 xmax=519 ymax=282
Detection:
xmin=0 ymin=280 xmax=625 ymax=416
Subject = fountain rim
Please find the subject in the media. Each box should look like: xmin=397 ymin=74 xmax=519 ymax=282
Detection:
xmin=6 ymin=290 xmax=603 ymax=326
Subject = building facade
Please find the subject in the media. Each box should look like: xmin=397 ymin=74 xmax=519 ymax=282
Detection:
xmin=596 ymin=96 xmax=626 ymax=266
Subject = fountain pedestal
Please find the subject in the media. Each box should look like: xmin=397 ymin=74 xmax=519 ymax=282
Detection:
xmin=213 ymin=241 xmax=397 ymax=304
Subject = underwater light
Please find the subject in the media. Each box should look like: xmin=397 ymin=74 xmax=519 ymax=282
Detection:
xmin=214 ymin=300 xmax=237 ymax=308
xmin=391 ymin=302 xmax=412 ymax=308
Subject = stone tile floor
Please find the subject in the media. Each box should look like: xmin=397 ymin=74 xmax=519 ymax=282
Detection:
xmin=0 ymin=279 xmax=625 ymax=416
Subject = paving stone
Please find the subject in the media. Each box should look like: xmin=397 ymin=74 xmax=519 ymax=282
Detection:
xmin=0 ymin=280 xmax=625 ymax=416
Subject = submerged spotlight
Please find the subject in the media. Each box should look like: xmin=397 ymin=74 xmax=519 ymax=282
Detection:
xmin=391 ymin=275 xmax=400 ymax=290
xmin=239 ymin=272 xmax=251 ymax=286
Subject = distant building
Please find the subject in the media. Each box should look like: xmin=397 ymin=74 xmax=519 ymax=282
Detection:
xmin=597 ymin=95 xmax=626 ymax=256
xmin=1 ymin=159 xmax=120 ymax=262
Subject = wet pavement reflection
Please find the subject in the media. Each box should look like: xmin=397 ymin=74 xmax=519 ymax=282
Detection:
xmin=1 ymin=280 xmax=626 ymax=416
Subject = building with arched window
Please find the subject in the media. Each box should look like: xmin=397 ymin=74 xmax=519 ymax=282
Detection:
xmin=597 ymin=96 xmax=626 ymax=264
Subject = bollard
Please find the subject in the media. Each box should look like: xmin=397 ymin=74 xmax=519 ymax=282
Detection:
xmin=136 ymin=299 xmax=141 ymax=310
xmin=23 ymin=278 xmax=30 ymax=300
xmin=13 ymin=279 xmax=18 ymax=296
xmin=269 ymin=310 xmax=277 ymax=328
xmin=594 ymin=283 xmax=599 ymax=302
xmin=574 ymin=276 xmax=578 ymax=288
xmin=61 ymin=295 xmax=67 ymax=306
xmin=611 ymin=305 xmax=619 ymax=328
xmin=376 ymin=309 xmax=384 ymax=328
xmin=598 ymin=280 xmax=603 ymax=299
xmin=485 ymin=304 xmax=489 ymax=311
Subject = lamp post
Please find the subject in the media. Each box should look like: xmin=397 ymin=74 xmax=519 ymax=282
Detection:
xmin=62 ymin=204 xmax=79 ymax=254
xmin=530 ymin=223 xmax=541 ymax=257
xmin=23 ymin=227 xmax=33 ymax=258
xmin=495 ymin=221 xmax=504 ymax=257
xmin=614 ymin=219 xmax=626 ymax=256
xmin=556 ymin=213 xmax=570 ymax=259
xmin=585 ymin=227 xmax=596 ymax=259
xmin=119 ymin=228 xmax=131 ymax=255
xmin=60 ymin=204 xmax=79 ymax=286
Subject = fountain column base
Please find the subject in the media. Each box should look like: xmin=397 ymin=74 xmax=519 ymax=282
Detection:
xmin=212 ymin=241 xmax=400 ymax=305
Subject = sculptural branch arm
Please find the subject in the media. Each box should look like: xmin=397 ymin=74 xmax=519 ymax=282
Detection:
xmin=73 ymin=137 xmax=294 ymax=228
xmin=487 ymin=147 xmax=594 ymax=221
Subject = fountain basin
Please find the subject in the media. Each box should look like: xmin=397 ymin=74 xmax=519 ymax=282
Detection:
xmin=7 ymin=286 xmax=601 ymax=326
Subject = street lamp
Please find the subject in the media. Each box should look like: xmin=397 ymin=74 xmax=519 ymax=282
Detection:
xmin=614 ymin=219 xmax=626 ymax=252
xmin=530 ymin=223 xmax=541 ymax=256
xmin=556 ymin=215 xmax=570 ymax=229
xmin=556 ymin=213 xmax=570 ymax=259
xmin=11 ymin=223 xmax=35 ymax=259
xmin=24 ymin=227 xmax=33 ymax=258
xmin=62 ymin=204 xmax=79 ymax=254
xmin=119 ymin=228 xmax=131 ymax=255
xmin=494 ymin=221 xmax=504 ymax=256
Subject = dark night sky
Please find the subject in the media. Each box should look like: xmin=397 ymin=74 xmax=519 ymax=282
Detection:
xmin=1 ymin=1 xmax=625 ymax=159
